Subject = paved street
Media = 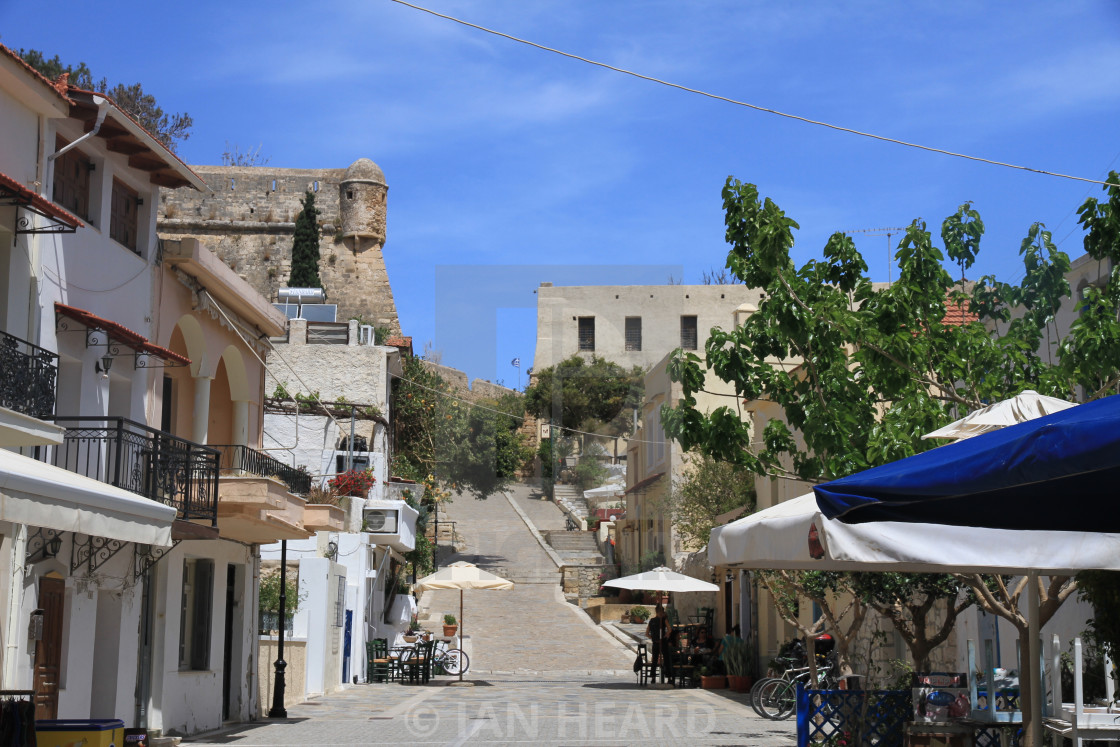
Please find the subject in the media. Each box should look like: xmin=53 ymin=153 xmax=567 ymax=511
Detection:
xmin=186 ymin=483 xmax=797 ymax=745
xmin=186 ymin=672 xmax=798 ymax=745
xmin=423 ymin=483 xmax=632 ymax=674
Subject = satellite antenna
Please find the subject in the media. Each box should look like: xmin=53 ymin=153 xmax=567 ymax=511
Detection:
xmin=842 ymin=227 xmax=907 ymax=285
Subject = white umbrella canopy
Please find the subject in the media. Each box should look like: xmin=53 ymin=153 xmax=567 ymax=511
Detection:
xmin=709 ymin=493 xmax=1120 ymax=575
xmin=413 ymin=561 xmax=512 ymax=682
xmin=603 ymin=566 xmax=719 ymax=592
xmin=922 ymin=390 xmax=1075 ymax=441
xmin=710 ymin=492 xmax=1120 ymax=747
xmin=414 ymin=561 xmax=514 ymax=592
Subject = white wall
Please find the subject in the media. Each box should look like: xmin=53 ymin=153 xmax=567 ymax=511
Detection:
xmin=149 ymin=539 xmax=257 ymax=737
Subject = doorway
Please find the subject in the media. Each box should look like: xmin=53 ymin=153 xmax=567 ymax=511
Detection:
xmin=222 ymin=564 xmax=235 ymax=721
xmin=33 ymin=576 xmax=65 ymax=720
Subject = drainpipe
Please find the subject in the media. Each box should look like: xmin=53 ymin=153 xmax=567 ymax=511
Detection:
xmin=48 ymin=96 xmax=110 ymax=162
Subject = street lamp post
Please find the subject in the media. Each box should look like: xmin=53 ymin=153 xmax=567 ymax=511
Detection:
xmin=268 ymin=539 xmax=288 ymax=718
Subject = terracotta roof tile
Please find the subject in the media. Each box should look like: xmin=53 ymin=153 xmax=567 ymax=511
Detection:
xmin=941 ymin=292 xmax=978 ymax=327
xmin=54 ymin=303 xmax=190 ymax=366
xmin=0 ymin=171 xmax=83 ymax=229
xmin=0 ymin=44 xmax=73 ymax=105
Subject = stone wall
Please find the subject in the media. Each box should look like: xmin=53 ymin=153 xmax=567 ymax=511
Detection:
xmin=158 ymin=162 xmax=399 ymax=333
xmin=420 ymin=361 xmax=519 ymax=403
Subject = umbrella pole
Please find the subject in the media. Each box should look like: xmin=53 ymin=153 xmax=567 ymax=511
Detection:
xmin=459 ymin=588 xmax=464 ymax=682
xmin=1026 ymin=571 xmax=1042 ymax=747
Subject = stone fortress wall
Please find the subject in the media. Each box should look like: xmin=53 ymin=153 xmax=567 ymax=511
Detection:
xmin=157 ymin=160 xmax=399 ymax=333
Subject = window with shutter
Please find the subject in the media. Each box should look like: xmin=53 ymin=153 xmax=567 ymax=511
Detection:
xmin=110 ymin=178 xmax=139 ymax=253
xmin=179 ymin=558 xmax=215 ymax=671
xmin=51 ymin=136 xmax=91 ymax=221
xmin=680 ymin=316 xmax=698 ymax=350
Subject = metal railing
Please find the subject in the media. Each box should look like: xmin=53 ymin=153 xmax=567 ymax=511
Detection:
xmin=37 ymin=416 xmax=219 ymax=524
xmin=0 ymin=329 xmax=58 ymax=419
xmin=214 ymin=444 xmax=311 ymax=495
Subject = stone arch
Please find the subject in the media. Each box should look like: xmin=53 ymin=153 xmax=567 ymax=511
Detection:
xmin=172 ymin=314 xmax=207 ymax=378
xmin=218 ymin=346 xmax=250 ymax=402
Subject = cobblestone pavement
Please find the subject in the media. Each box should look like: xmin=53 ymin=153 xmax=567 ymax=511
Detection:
xmin=186 ymin=673 xmax=798 ymax=745
xmin=422 ymin=483 xmax=631 ymax=674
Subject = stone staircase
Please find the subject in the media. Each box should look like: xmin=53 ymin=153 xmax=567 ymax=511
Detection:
xmin=544 ymin=529 xmax=606 ymax=566
xmin=469 ymin=557 xmax=561 ymax=586
xmin=553 ymin=484 xmax=590 ymax=522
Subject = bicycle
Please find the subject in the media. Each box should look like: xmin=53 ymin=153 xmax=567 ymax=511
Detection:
xmin=755 ymin=657 xmax=839 ymax=720
xmin=431 ymin=639 xmax=470 ymax=676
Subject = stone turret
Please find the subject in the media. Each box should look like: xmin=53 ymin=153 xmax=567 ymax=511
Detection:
xmin=157 ymin=159 xmax=400 ymax=334
xmin=339 ymin=158 xmax=387 ymax=249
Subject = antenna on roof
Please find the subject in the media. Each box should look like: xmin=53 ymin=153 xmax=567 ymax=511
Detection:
xmin=842 ymin=227 xmax=907 ymax=285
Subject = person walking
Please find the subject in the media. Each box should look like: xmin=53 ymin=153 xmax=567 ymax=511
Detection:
xmin=646 ymin=603 xmax=672 ymax=683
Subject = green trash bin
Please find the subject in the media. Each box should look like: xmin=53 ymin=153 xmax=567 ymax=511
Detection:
xmin=36 ymin=719 xmax=125 ymax=747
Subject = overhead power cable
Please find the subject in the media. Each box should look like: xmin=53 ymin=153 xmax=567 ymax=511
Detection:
xmin=388 ymin=0 xmax=1118 ymax=188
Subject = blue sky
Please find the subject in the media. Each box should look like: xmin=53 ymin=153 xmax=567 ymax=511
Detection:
xmin=6 ymin=1 xmax=1120 ymax=386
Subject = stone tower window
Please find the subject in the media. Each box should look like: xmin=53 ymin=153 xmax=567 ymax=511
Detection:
xmin=271 ymin=179 xmax=277 ymax=191
xmin=347 ymin=190 xmax=354 ymax=200
xmin=230 ymin=178 xmax=235 ymax=190
xmin=313 ymin=181 xmax=319 ymax=193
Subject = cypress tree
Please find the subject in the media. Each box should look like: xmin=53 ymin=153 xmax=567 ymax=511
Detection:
xmin=288 ymin=190 xmax=322 ymax=288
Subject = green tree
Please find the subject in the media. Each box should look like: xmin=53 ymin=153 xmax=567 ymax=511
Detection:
xmin=391 ymin=355 xmax=530 ymax=500
xmin=669 ymin=454 xmax=755 ymax=550
xmin=289 ymin=191 xmax=322 ymax=288
xmin=664 ymin=175 xmax=1120 ymax=742
xmin=18 ymin=48 xmax=193 ymax=151
xmin=524 ymin=354 xmax=644 ymax=438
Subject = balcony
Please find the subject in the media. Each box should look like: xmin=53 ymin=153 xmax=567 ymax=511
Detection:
xmin=0 ymin=330 xmax=64 ymax=446
xmin=214 ymin=444 xmax=311 ymax=495
xmin=212 ymin=444 xmax=311 ymax=544
xmin=36 ymin=416 xmax=219 ymax=524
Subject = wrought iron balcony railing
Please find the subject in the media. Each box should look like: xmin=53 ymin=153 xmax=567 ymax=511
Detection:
xmin=0 ymin=329 xmax=58 ymax=419
xmin=36 ymin=417 xmax=219 ymax=524
xmin=214 ymin=444 xmax=312 ymax=496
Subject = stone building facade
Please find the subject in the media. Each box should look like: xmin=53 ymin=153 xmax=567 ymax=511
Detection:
xmin=157 ymin=159 xmax=399 ymax=333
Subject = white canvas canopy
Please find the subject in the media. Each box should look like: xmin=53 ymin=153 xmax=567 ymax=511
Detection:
xmin=708 ymin=492 xmax=1120 ymax=575
xmin=710 ymin=492 xmax=1120 ymax=747
xmin=922 ymin=390 xmax=1076 ymax=441
xmin=603 ymin=566 xmax=719 ymax=593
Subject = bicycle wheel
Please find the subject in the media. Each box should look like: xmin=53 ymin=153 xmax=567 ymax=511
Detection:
xmin=757 ymin=678 xmax=797 ymax=720
xmin=440 ymin=649 xmax=470 ymax=676
xmin=750 ymin=677 xmax=777 ymax=718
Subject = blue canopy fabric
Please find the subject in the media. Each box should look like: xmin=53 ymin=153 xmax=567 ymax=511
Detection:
xmin=814 ymin=394 xmax=1120 ymax=532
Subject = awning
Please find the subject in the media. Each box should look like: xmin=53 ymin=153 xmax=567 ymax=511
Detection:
xmin=0 ymin=171 xmax=83 ymax=234
xmin=0 ymin=448 xmax=175 ymax=546
xmin=55 ymin=303 xmax=189 ymax=368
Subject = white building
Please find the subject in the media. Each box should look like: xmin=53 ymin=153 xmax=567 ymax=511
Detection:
xmin=260 ymin=315 xmax=417 ymax=697
xmin=533 ymin=283 xmax=764 ymax=372
xmin=0 ymin=46 xmax=321 ymax=738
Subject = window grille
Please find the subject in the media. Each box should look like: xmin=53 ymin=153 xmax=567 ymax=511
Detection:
xmin=680 ymin=316 xmax=698 ymax=350
xmin=335 ymin=575 xmax=346 ymax=627
xmin=625 ymin=317 xmax=642 ymax=351
xmin=578 ymin=317 xmax=595 ymax=351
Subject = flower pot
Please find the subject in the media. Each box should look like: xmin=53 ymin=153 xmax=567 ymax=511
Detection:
xmin=443 ymin=625 xmax=458 ymax=637
xmin=728 ymin=674 xmax=752 ymax=692
xmin=404 ymin=635 xmax=417 ymax=643
xmin=620 ymin=613 xmax=631 ymax=624
xmin=700 ymin=675 xmax=727 ymax=689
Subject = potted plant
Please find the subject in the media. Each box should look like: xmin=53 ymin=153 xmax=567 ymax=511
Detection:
xmin=620 ymin=611 xmax=632 ymax=624
xmin=724 ymin=637 xmax=753 ymax=692
xmin=442 ymin=613 xmax=458 ymax=637
xmin=699 ymin=665 xmax=727 ymax=690
xmin=404 ymin=616 xmax=421 ymax=643
xmin=629 ymin=605 xmax=651 ymax=625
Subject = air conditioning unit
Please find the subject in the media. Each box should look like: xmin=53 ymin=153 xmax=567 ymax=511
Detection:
xmin=363 ymin=508 xmax=399 ymax=533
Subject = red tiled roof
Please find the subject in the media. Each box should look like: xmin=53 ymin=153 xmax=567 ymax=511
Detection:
xmin=941 ymin=293 xmax=979 ymax=327
xmin=54 ymin=303 xmax=190 ymax=366
xmin=0 ymin=171 xmax=83 ymax=229
xmin=62 ymin=86 xmax=204 ymax=191
xmin=385 ymin=336 xmax=413 ymax=354
xmin=0 ymin=44 xmax=73 ymax=105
